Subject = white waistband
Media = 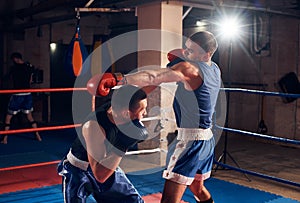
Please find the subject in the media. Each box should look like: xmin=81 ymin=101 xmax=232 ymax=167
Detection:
xmin=67 ymin=150 xmax=89 ymax=171
xmin=177 ymin=128 xmax=213 ymax=141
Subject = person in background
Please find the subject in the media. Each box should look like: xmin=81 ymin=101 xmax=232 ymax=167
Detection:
xmin=1 ymin=52 xmax=41 ymax=144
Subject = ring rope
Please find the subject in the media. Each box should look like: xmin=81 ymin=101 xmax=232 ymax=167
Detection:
xmin=215 ymin=87 xmax=300 ymax=188
xmin=0 ymin=160 xmax=60 ymax=172
xmin=222 ymin=87 xmax=300 ymax=98
xmin=2 ymin=87 xmax=299 ymax=187
xmin=0 ymin=87 xmax=164 ymax=173
xmin=0 ymin=148 xmax=164 ymax=172
xmin=0 ymin=87 xmax=86 ymax=135
xmin=215 ymin=125 xmax=300 ymax=145
xmin=0 ymin=124 xmax=82 ymax=135
xmin=0 ymin=117 xmax=162 ymax=135
xmin=141 ymin=116 xmax=160 ymax=122
xmin=125 ymin=148 xmax=166 ymax=155
xmin=215 ymin=161 xmax=300 ymax=188
xmin=0 ymin=87 xmax=87 ymax=94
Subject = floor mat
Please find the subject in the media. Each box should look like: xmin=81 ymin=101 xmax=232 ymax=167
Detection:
xmin=0 ymin=163 xmax=61 ymax=194
xmin=0 ymin=151 xmax=58 ymax=168
xmin=1 ymin=130 xmax=299 ymax=203
xmin=0 ymin=128 xmax=76 ymax=168
xmin=127 ymin=170 xmax=300 ymax=203
xmin=0 ymin=169 xmax=299 ymax=203
xmin=0 ymin=128 xmax=76 ymax=156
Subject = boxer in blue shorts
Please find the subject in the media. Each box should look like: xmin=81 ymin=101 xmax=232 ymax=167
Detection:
xmin=2 ymin=52 xmax=41 ymax=144
xmin=8 ymin=94 xmax=33 ymax=115
xmin=58 ymin=85 xmax=148 ymax=203
xmin=93 ymin=31 xmax=221 ymax=203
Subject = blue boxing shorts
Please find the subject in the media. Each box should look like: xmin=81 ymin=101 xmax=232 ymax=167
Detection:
xmin=57 ymin=153 xmax=144 ymax=203
xmin=163 ymin=128 xmax=215 ymax=185
xmin=7 ymin=93 xmax=33 ymax=115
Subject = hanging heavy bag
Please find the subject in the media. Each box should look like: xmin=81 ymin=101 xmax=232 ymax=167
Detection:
xmin=64 ymin=23 xmax=88 ymax=77
xmin=277 ymin=72 xmax=300 ymax=103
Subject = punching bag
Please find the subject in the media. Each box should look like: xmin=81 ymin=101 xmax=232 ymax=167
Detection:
xmin=64 ymin=20 xmax=88 ymax=77
xmin=278 ymin=72 xmax=300 ymax=103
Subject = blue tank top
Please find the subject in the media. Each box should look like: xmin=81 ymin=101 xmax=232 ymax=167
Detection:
xmin=173 ymin=61 xmax=221 ymax=129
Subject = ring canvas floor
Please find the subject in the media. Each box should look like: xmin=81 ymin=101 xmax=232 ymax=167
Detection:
xmin=0 ymin=129 xmax=299 ymax=203
xmin=0 ymin=164 xmax=299 ymax=203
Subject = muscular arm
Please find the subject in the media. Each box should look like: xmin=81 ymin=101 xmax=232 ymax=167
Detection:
xmin=82 ymin=120 xmax=122 ymax=183
xmin=125 ymin=61 xmax=203 ymax=91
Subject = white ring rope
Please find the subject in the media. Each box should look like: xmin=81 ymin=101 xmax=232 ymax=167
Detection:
xmin=125 ymin=148 xmax=166 ymax=155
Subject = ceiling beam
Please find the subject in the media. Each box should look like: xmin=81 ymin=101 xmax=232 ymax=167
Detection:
xmin=1 ymin=13 xmax=94 ymax=32
xmin=9 ymin=0 xmax=84 ymax=19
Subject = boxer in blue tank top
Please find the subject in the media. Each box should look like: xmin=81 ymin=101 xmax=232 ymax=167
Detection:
xmin=114 ymin=31 xmax=221 ymax=203
xmin=57 ymin=85 xmax=148 ymax=203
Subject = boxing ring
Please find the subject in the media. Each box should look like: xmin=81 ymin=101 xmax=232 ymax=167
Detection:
xmin=0 ymin=87 xmax=84 ymax=136
xmin=1 ymin=86 xmax=300 ymax=203
xmin=0 ymin=88 xmax=84 ymax=174
xmin=214 ymin=87 xmax=300 ymax=188
xmin=0 ymin=87 xmax=163 ymax=173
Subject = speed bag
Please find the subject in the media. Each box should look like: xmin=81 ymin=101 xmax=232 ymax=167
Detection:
xmin=64 ymin=25 xmax=89 ymax=77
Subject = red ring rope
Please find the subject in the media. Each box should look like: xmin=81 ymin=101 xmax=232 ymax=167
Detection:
xmin=0 ymin=160 xmax=60 ymax=171
xmin=0 ymin=124 xmax=82 ymax=135
xmin=0 ymin=87 xmax=87 ymax=172
xmin=0 ymin=87 xmax=87 ymax=134
xmin=0 ymin=87 xmax=87 ymax=94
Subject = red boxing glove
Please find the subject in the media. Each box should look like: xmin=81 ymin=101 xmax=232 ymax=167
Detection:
xmin=97 ymin=73 xmax=117 ymax=96
xmin=167 ymin=49 xmax=185 ymax=62
xmin=87 ymin=73 xmax=125 ymax=96
xmin=167 ymin=49 xmax=185 ymax=67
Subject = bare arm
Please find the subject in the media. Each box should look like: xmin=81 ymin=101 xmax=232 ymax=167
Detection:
xmin=82 ymin=120 xmax=122 ymax=183
xmin=125 ymin=61 xmax=202 ymax=90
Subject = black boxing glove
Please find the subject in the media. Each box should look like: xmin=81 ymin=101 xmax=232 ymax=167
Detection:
xmin=107 ymin=119 xmax=148 ymax=156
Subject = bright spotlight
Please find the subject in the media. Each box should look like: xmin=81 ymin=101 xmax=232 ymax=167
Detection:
xmin=50 ymin=43 xmax=57 ymax=52
xmin=196 ymin=20 xmax=207 ymax=27
xmin=218 ymin=16 xmax=242 ymax=40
